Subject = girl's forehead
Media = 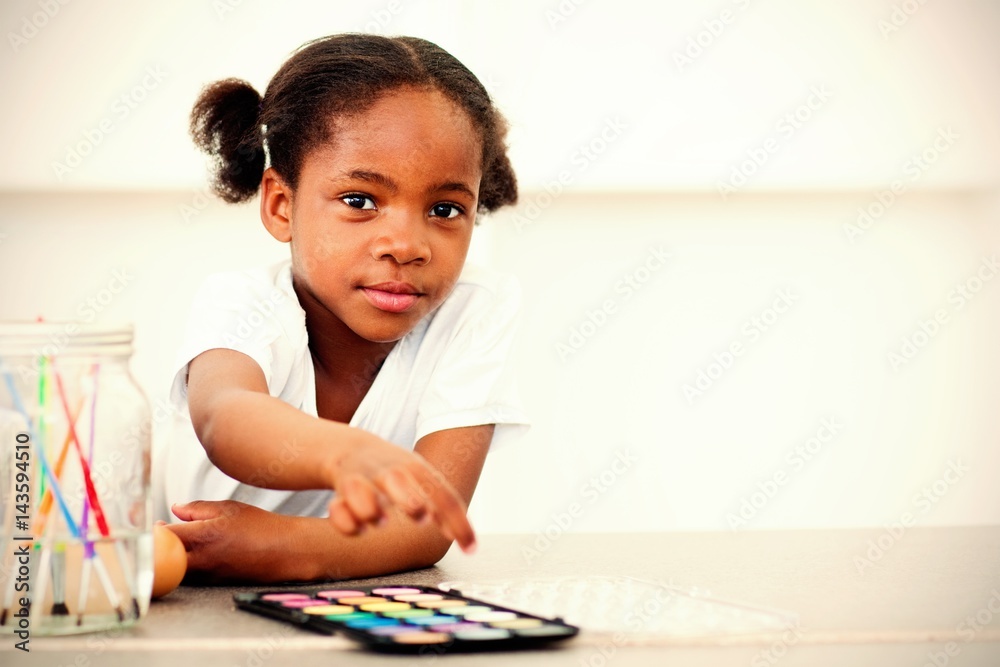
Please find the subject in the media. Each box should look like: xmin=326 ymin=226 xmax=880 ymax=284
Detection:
xmin=311 ymin=88 xmax=484 ymax=173
xmin=335 ymin=86 xmax=476 ymax=136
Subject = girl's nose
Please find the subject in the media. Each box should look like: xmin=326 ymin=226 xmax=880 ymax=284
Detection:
xmin=371 ymin=210 xmax=431 ymax=265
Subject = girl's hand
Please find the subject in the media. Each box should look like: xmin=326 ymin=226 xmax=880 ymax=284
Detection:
xmin=186 ymin=350 xmax=479 ymax=554
xmin=168 ymin=500 xmax=305 ymax=583
xmin=325 ymin=435 xmax=477 ymax=554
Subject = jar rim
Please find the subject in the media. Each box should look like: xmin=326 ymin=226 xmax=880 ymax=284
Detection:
xmin=0 ymin=321 xmax=134 ymax=357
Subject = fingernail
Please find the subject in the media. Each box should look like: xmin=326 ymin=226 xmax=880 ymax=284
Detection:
xmin=464 ymin=540 xmax=478 ymax=555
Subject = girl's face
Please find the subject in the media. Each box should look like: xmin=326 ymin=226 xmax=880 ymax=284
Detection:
xmin=263 ymin=86 xmax=483 ymax=344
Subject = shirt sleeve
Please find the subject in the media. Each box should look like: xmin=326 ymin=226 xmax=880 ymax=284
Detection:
xmin=160 ymin=265 xmax=327 ymax=518
xmin=167 ymin=270 xmax=289 ymax=407
xmin=414 ymin=272 xmax=531 ymax=446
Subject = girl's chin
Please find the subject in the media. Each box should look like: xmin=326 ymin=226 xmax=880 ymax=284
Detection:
xmin=351 ymin=318 xmax=420 ymax=345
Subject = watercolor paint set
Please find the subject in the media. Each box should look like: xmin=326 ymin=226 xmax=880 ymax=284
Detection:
xmin=233 ymin=585 xmax=579 ymax=653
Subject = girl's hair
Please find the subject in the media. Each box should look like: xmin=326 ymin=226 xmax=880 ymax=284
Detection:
xmin=190 ymin=34 xmax=517 ymax=212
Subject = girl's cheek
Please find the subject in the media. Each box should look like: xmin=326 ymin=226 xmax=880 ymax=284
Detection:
xmin=314 ymin=234 xmax=340 ymax=262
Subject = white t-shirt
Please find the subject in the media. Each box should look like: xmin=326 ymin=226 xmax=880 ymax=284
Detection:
xmin=154 ymin=260 xmax=528 ymax=521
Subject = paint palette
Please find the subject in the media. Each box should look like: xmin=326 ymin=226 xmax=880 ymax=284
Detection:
xmin=233 ymin=585 xmax=579 ymax=653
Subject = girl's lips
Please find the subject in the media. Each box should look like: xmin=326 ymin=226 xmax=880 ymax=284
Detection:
xmin=361 ymin=286 xmax=420 ymax=313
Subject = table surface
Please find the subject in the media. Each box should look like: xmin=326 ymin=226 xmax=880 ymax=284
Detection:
xmin=4 ymin=527 xmax=1000 ymax=666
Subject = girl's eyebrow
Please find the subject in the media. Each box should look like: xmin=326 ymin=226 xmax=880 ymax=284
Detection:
xmin=342 ymin=170 xmax=476 ymax=200
xmin=430 ymin=181 xmax=477 ymax=200
xmin=345 ymin=169 xmax=398 ymax=192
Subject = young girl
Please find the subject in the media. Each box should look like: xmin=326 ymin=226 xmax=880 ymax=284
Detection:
xmin=156 ymin=34 xmax=527 ymax=583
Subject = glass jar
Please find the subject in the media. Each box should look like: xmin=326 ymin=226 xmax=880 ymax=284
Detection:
xmin=0 ymin=322 xmax=152 ymax=638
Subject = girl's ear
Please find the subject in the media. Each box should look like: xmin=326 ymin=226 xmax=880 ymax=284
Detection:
xmin=260 ymin=167 xmax=293 ymax=242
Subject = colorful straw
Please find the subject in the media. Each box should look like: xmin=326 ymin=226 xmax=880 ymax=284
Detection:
xmin=1 ymin=365 xmax=83 ymax=534
xmin=77 ymin=364 xmax=98 ymax=625
xmin=37 ymin=356 xmax=47 ymax=504
xmin=26 ymin=403 xmax=82 ymax=622
xmin=34 ymin=399 xmax=84 ymax=538
xmin=0 ymin=361 xmax=125 ymax=625
xmin=75 ymin=556 xmax=92 ymax=626
xmin=76 ymin=363 xmax=138 ymax=622
xmin=46 ymin=360 xmax=126 ymax=622
xmin=51 ymin=360 xmax=111 ymax=537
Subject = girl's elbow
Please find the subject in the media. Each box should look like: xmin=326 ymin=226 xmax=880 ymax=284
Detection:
xmin=189 ymin=391 xmax=242 ymax=463
xmin=416 ymin=534 xmax=453 ymax=568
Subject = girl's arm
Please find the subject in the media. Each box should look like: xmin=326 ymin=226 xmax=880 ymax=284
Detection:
xmin=183 ymin=347 xmax=477 ymax=552
xmin=168 ymin=424 xmax=493 ymax=581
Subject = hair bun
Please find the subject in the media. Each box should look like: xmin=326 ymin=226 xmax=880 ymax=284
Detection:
xmin=190 ymin=78 xmax=266 ymax=203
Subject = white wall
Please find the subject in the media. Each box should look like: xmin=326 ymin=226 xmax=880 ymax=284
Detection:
xmin=482 ymin=190 xmax=1000 ymax=533
xmin=3 ymin=0 xmax=999 ymax=191
xmin=1 ymin=1 xmax=998 ymax=534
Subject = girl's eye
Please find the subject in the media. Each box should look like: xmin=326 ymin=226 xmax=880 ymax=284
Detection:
xmin=430 ymin=203 xmax=463 ymax=219
xmin=342 ymin=194 xmax=376 ymax=210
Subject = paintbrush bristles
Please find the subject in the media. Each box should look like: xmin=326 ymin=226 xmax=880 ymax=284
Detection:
xmin=1 ymin=354 xmax=146 ymax=633
xmin=51 ymin=547 xmax=68 ymax=616
xmin=76 ymin=556 xmax=92 ymax=626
